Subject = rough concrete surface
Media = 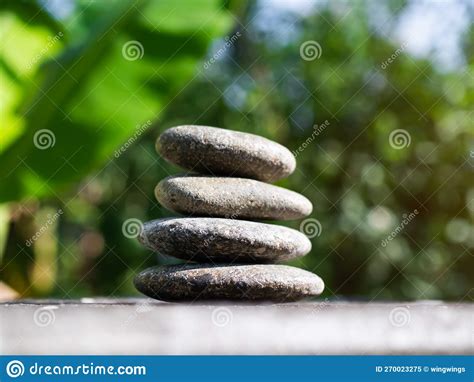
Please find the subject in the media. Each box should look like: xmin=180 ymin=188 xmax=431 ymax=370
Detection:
xmin=1 ymin=300 xmax=472 ymax=355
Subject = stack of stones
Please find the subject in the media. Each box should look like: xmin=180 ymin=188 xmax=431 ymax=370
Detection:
xmin=134 ymin=125 xmax=324 ymax=302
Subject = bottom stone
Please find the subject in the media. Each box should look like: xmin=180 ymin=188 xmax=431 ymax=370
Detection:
xmin=134 ymin=264 xmax=324 ymax=302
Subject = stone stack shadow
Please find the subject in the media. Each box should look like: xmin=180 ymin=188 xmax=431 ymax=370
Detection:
xmin=134 ymin=125 xmax=324 ymax=302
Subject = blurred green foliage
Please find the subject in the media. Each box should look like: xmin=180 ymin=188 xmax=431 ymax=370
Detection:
xmin=0 ymin=0 xmax=473 ymax=300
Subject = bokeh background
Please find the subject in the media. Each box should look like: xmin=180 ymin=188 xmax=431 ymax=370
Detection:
xmin=1 ymin=0 xmax=473 ymax=301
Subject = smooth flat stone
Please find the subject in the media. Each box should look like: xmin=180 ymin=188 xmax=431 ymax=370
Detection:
xmin=156 ymin=125 xmax=296 ymax=182
xmin=139 ymin=218 xmax=312 ymax=263
xmin=134 ymin=264 xmax=324 ymax=301
xmin=155 ymin=175 xmax=313 ymax=220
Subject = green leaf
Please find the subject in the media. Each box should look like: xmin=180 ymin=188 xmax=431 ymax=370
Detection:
xmin=0 ymin=204 xmax=9 ymax=263
xmin=0 ymin=0 xmax=232 ymax=202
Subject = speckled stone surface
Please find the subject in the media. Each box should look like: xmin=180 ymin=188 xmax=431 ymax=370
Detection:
xmin=156 ymin=125 xmax=296 ymax=182
xmin=134 ymin=264 xmax=324 ymax=302
xmin=155 ymin=175 xmax=313 ymax=220
xmin=139 ymin=218 xmax=311 ymax=263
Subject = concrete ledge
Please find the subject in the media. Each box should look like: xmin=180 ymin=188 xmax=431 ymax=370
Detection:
xmin=1 ymin=299 xmax=472 ymax=355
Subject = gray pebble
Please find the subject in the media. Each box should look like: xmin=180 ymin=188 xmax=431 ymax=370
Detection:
xmin=156 ymin=125 xmax=296 ymax=182
xmin=155 ymin=175 xmax=313 ymax=220
xmin=139 ymin=217 xmax=311 ymax=263
xmin=134 ymin=264 xmax=324 ymax=302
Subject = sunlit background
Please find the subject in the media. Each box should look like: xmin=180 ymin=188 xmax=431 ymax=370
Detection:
xmin=1 ymin=0 xmax=473 ymax=301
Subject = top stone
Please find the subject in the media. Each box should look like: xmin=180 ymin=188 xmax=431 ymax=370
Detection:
xmin=156 ymin=125 xmax=296 ymax=182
